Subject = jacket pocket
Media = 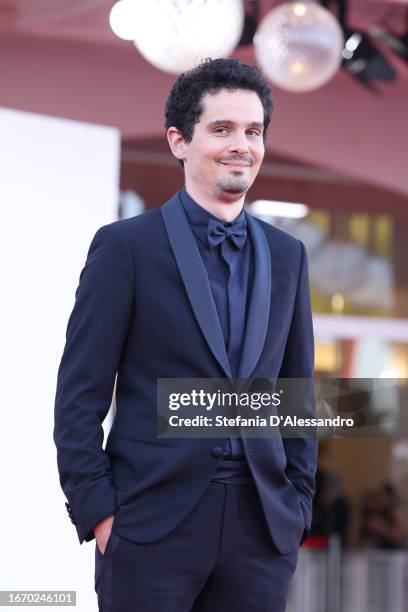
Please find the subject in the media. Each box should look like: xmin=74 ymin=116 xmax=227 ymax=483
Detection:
xmin=108 ymin=434 xmax=176 ymax=447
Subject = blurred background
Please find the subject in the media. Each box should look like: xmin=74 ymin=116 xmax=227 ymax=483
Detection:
xmin=0 ymin=1 xmax=407 ymax=610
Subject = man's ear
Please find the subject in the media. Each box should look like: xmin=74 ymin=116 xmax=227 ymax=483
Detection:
xmin=167 ymin=127 xmax=187 ymax=164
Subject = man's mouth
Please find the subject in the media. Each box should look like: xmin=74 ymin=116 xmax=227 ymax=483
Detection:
xmin=219 ymin=160 xmax=252 ymax=168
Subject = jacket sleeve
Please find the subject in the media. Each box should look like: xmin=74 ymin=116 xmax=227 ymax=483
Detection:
xmin=53 ymin=223 xmax=134 ymax=544
xmin=278 ymin=240 xmax=318 ymax=544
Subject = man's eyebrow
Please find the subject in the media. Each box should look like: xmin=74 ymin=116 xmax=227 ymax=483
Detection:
xmin=206 ymin=119 xmax=264 ymax=130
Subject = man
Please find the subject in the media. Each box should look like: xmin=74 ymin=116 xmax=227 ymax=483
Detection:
xmin=54 ymin=58 xmax=317 ymax=611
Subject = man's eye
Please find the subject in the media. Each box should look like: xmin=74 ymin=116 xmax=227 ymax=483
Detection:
xmin=214 ymin=128 xmax=228 ymax=134
xmin=248 ymin=130 xmax=261 ymax=136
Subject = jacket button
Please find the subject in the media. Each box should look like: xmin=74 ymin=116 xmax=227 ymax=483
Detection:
xmin=211 ymin=446 xmax=224 ymax=458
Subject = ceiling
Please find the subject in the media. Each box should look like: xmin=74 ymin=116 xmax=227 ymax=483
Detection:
xmin=0 ymin=0 xmax=406 ymax=46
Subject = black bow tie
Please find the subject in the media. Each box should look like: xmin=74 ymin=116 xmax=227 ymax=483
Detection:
xmin=207 ymin=217 xmax=247 ymax=251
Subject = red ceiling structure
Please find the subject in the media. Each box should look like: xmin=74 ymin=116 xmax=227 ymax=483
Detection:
xmin=0 ymin=0 xmax=407 ymax=206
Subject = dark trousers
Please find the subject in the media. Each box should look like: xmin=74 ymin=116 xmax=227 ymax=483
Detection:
xmin=94 ymin=480 xmax=298 ymax=611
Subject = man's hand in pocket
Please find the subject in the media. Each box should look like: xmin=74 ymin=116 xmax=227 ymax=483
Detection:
xmin=93 ymin=515 xmax=115 ymax=555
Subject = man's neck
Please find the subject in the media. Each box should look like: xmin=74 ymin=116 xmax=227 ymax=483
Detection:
xmin=184 ymin=183 xmax=245 ymax=222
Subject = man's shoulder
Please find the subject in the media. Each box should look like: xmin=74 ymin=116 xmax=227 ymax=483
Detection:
xmin=96 ymin=191 xmax=182 ymax=238
xmin=247 ymin=213 xmax=303 ymax=254
xmin=94 ymin=205 xmax=167 ymax=241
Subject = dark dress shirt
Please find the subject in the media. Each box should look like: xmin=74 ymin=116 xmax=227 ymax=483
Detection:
xmin=180 ymin=187 xmax=254 ymax=482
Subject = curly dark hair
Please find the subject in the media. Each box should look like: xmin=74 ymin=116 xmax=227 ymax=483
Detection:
xmin=165 ymin=58 xmax=273 ymax=147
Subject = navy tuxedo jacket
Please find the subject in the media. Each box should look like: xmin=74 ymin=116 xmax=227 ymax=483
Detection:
xmin=53 ymin=191 xmax=318 ymax=555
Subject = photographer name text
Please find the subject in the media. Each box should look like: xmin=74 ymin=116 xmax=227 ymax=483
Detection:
xmin=167 ymin=415 xmax=354 ymax=428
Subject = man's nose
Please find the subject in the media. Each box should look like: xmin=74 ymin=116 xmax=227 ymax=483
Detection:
xmin=228 ymin=133 xmax=250 ymax=155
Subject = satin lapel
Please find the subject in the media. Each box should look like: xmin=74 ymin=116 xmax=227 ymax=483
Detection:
xmin=238 ymin=212 xmax=271 ymax=379
xmin=161 ymin=194 xmax=232 ymax=379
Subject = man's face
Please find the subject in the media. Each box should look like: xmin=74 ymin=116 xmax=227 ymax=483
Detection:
xmin=181 ymin=88 xmax=265 ymax=200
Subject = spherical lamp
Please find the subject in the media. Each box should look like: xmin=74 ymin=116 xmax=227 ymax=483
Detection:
xmin=254 ymin=1 xmax=344 ymax=92
xmin=128 ymin=0 xmax=244 ymax=74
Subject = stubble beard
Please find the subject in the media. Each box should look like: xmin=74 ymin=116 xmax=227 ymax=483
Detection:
xmin=215 ymin=174 xmax=250 ymax=197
